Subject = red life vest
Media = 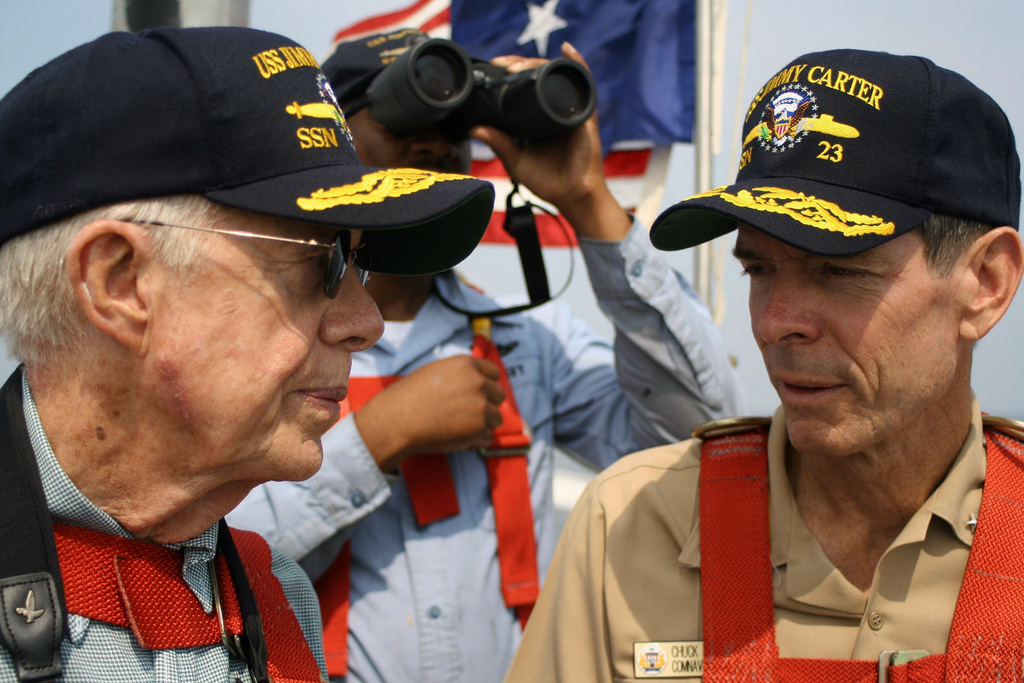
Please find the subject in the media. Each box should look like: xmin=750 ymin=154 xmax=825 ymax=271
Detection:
xmin=317 ymin=318 xmax=539 ymax=677
xmin=53 ymin=522 xmax=324 ymax=683
xmin=699 ymin=418 xmax=1024 ymax=682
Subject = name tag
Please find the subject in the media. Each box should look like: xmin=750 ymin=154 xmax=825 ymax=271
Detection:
xmin=634 ymin=641 xmax=704 ymax=678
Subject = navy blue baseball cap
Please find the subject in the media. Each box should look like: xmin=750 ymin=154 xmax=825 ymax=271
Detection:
xmin=0 ymin=26 xmax=494 ymax=275
xmin=651 ymin=49 xmax=1021 ymax=256
xmin=322 ymin=28 xmax=430 ymax=104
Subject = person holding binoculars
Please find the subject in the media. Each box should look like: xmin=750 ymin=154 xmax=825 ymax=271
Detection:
xmin=230 ymin=28 xmax=744 ymax=683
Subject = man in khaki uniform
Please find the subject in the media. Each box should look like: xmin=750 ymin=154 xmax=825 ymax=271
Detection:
xmin=504 ymin=48 xmax=1024 ymax=682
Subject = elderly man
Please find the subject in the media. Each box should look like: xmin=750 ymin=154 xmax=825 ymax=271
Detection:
xmin=0 ymin=26 xmax=492 ymax=683
xmin=229 ymin=28 xmax=744 ymax=683
xmin=504 ymin=48 xmax=1024 ymax=682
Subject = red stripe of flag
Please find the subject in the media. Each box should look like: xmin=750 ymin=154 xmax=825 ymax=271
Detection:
xmin=333 ymin=0 xmax=449 ymax=41
xmin=471 ymin=149 xmax=651 ymax=180
xmin=602 ymin=148 xmax=652 ymax=176
xmin=419 ymin=7 xmax=452 ymax=34
xmin=480 ymin=213 xmax=577 ymax=248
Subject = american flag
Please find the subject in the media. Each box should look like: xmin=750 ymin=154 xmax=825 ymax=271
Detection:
xmin=331 ymin=0 xmax=694 ymax=245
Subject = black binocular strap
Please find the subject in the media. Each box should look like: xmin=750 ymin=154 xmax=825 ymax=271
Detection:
xmin=217 ymin=519 xmax=271 ymax=682
xmin=504 ymin=199 xmax=551 ymax=306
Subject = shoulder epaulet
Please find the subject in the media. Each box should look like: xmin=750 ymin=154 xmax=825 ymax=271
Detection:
xmin=691 ymin=416 xmax=772 ymax=441
xmin=983 ymin=415 xmax=1024 ymax=441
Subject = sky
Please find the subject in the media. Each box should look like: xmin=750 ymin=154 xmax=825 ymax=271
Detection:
xmin=2 ymin=0 xmax=1023 ymax=417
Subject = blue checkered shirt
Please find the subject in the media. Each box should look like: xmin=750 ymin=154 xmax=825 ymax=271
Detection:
xmin=0 ymin=372 xmax=327 ymax=682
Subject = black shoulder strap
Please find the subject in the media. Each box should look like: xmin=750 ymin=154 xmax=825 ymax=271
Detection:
xmin=0 ymin=370 xmax=66 ymax=682
xmin=218 ymin=519 xmax=270 ymax=683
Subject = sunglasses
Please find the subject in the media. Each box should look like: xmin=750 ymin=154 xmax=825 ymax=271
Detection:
xmin=126 ymin=219 xmax=371 ymax=298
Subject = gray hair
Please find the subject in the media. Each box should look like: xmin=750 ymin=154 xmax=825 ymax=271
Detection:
xmin=0 ymin=195 xmax=233 ymax=372
xmin=915 ymin=212 xmax=994 ymax=277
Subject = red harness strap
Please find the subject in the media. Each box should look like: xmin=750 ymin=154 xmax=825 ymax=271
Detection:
xmin=344 ymin=374 xmax=462 ymax=526
xmin=316 ymin=318 xmax=537 ymax=677
xmin=699 ymin=425 xmax=1024 ymax=682
xmin=315 ymin=539 xmax=352 ymax=676
xmin=472 ymin=317 xmax=539 ymax=627
xmin=232 ymin=528 xmax=327 ymax=683
xmin=53 ymin=522 xmax=323 ymax=682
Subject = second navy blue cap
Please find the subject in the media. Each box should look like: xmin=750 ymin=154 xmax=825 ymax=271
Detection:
xmin=322 ymin=28 xmax=430 ymax=104
xmin=651 ymin=49 xmax=1020 ymax=256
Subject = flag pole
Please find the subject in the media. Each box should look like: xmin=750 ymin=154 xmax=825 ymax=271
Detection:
xmin=693 ymin=0 xmax=714 ymax=308
xmin=111 ymin=0 xmax=250 ymax=30
xmin=634 ymin=145 xmax=671 ymax=228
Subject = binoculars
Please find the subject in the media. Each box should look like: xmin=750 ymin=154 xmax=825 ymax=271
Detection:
xmin=358 ymin=37 xmax=597 ymax=139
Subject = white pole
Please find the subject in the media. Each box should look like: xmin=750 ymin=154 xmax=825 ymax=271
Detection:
xmin=693 ymin=0 xmax=714 ymax=307
xmin=180 ymin=0 xmax=250 ymax=27
xmin=634 ymin=144 xmax=672 ymax=229
xmin=112 ymin=0 xmax=250 ymax=30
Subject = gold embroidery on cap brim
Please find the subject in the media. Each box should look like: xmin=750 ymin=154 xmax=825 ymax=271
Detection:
xmin=297 ymin=169 xmax=471 ymax=210
xmin=695 ymin=186 xmax=894 ymax=237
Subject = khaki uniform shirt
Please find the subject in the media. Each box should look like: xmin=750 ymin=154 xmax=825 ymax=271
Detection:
xmin=504 ymin=402 xmax=988 ymax=683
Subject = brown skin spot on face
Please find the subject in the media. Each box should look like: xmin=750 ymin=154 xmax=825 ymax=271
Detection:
xmin=95 ymin=426 xmax=106 ymax=441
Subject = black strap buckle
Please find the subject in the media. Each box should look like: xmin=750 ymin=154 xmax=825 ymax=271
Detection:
xmin=0 ymin=572 xmax=64 ymax=683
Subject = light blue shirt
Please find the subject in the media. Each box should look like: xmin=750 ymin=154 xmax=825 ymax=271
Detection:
xmin=229 ymin=221 xmax=745 ymax=682
xmin=0 ymin=372 xmax=327 ymax=683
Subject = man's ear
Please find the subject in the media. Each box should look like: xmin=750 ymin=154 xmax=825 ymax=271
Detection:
xmin=959 ymin=226 xmax=1024 ymax=342
xmin=66 ymin=220 xmax=155 ymax=354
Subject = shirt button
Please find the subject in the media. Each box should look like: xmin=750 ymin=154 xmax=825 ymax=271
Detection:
xmin=868 ymin=610 xmax=885 ymax=630
xmin=631 ymin=262 xmax=644 ymax=277
xmin=350 ymin=491 xmax=367 ymax=507
xmin=428 ymin=605 xmax=442 ymax=619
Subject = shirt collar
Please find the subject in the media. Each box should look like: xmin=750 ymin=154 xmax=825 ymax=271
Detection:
xmin=380 ymin=271 xmax=525 ymax=369
xmin=679 ymin=401 xmax=987 ymax=611
xmin=769 ymin=399 xmax=985 ymax=610
xmin=927 ymin=396 xmax=985 ymax=548
xmin=23 ymin=370 xmax=131 ymax=537
xmin=768 ymin=400 xmax=985 ymax=565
